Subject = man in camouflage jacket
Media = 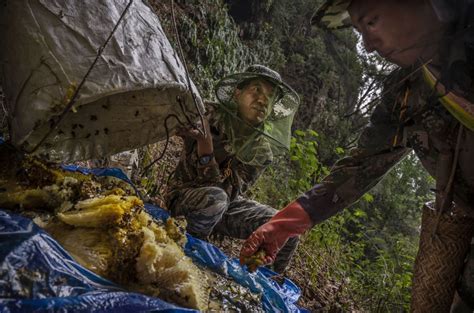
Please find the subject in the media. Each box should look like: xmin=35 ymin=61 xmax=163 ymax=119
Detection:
xmin=167 ymin=65 xmax=300 ymax=273
xmin=241 ymin=0 xmax=474 ymax=310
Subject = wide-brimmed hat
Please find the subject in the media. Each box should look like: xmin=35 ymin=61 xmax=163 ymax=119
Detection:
xmin=312 ymin=0 xmax=352 ymax=29
xmin=215 ymin=64 xmax=300 ymax=121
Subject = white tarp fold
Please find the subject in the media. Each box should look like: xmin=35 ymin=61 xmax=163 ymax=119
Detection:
xmin=0 ymin=0 xmax=204 ymax=162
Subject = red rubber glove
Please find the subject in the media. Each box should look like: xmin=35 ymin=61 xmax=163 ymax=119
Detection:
xmin=240 ymin=201 xmax=313 ymax=266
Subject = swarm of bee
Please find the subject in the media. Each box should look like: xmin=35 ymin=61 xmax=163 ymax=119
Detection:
xmin=0 ymin=144 xmax=208 ymax=310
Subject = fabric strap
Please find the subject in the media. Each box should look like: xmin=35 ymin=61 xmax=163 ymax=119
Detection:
xmin=423 ymin=65 xmax=474 ymax=131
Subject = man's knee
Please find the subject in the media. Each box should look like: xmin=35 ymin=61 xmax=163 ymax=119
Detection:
xmin=173 ymin=187 xmax=229 ymax=215
xmin=198 ymin=187 xmax=229 ymax=216
xmin=184 ymin=187 xmax=229 ymax=238
xmin=259 ymin=204 xmax=277 ymax=219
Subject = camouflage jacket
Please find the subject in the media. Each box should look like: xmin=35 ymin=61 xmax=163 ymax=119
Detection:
xmin=297 ymin=67 xmax=474 ymax=224
xmin=166 ymin=105 xmax=270 ymax=203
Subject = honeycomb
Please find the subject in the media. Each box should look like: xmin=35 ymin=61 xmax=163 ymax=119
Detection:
xmin=0 ymin=145 xmax=209 ymax=310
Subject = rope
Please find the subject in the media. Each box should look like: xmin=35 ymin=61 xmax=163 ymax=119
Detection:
xmin=170 ymin=0 xmax=207 ymax=138
xmin=140 ymin=114 xmax=185 ymax=176
xmin=139 ymin=0 xmax=207 ymax=178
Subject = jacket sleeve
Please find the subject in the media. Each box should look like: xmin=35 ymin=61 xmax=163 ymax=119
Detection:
xmin=172 ymin=137 xmax=223 ymax=187
xmin=190 ymin=141 xmax=222 ymax=185
xmin=185 ymin=103 xmax=224 ymax=185
xmin=297 ymin=78 xmax=412 ymax=224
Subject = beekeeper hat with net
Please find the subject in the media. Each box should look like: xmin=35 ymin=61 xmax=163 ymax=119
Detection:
xmin=214 ymin=65 xmax=300 ymax=166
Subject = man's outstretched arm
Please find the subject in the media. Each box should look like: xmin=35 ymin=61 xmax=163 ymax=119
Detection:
xmin=240 ymin=145 xmax=410 ymax=264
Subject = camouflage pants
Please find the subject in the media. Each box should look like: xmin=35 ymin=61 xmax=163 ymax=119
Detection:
xmin=168 ymin=186 xmax=299 ymax=273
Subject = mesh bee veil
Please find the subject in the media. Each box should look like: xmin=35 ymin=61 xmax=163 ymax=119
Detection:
xmin=213 ymin=65 xmax=300 ymax=166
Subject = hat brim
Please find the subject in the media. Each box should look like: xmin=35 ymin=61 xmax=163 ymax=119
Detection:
xmin=215 ymin=72 xmax=300 ymax=121
xmin=312 ymin=0 xmax=352 ymax=29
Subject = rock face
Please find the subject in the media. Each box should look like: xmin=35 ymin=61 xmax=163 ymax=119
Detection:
xmin=0 ymin=145 xmax=209 ymax=310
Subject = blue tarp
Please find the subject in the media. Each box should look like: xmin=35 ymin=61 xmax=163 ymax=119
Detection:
xmin=0 ymin=164 xmax=306 ymax=312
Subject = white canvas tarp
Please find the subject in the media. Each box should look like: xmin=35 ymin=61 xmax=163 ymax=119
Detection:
xmin=0 ymin=0 xmax=204 ymax=162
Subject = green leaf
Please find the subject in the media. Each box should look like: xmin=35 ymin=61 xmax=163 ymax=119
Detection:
xmin=335 ymin=147 xmax=345 ymax=155
xmin=353 ymin=208 xmax=367 ymax=218
xmin=294 ymin=130 xmax=305 ymax=137
xmin=362 ymin=193 xmax=374 ymax=203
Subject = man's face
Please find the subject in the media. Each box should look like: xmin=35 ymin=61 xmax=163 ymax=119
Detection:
xmin=348 ymin=0 xmax=445 ymax=67
xmin=234 ymin=79 xmax=276 ymax=126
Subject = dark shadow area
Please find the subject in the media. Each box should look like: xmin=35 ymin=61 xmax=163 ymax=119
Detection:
xmin=224 ymin=0 xmax=255 ymax=23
